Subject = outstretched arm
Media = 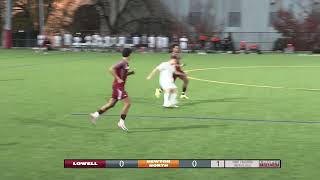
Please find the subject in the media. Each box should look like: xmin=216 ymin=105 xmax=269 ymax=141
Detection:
xmin=147 ymin=68 xmax=159 ymax=80
xmin=127 ymin=70 xmax=135 ymax=76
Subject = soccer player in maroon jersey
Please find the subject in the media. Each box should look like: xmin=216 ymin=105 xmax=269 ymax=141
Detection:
xmin=155 ymin=44 xmax=189 ymax=99
xmin=90 ymin=48 xmax=134 ymax=131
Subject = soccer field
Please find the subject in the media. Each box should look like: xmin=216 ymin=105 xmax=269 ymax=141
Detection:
xmin=1 ymin=49 xmax=320 ymax=179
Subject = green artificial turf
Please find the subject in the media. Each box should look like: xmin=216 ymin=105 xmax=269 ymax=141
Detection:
xmin=1 ymin=49 xmax=319 ymax=179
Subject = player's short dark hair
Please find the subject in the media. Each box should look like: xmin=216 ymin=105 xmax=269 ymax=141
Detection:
xmin=171 ymin=44 xmax=179 ymax=49
xmin=122 ymin=48 xmax=132 ymax=57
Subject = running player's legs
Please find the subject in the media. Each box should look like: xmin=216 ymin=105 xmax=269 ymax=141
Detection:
xmin=90 ymin=98 xmax=117 ymax=125
xmin=162 ymin=88 xmax=172 ymax=107
xmin=117 ymin=96 xmax=131 ymax=131
xmin=161 ymin=81 xmax=178 ymax=107
xmin=177 ymin=73 xmax=189 ymax=93
xmin=98 ymin=98 xmax=118 ymax=115
xmin=169 ymin=88 xmax=178 ymax=106
xmin=175 ymin=72 xmax=189 ymax=99
xmin=90 ymin=86 xmax=129 ymax=128
xmin=113 ymin=86 xmax=130 ymax=131
xmin=120 ymin=97 xmax=131 ymax=117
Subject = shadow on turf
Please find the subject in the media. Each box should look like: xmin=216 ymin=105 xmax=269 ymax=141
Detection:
xmin=0 ymin=78 xmax=25 ymax=82
xmin=182 ymin=97 xmax=247 ymax=106
xmin=128 ymin=124 xmax=212 ymax=133
xmin=296 ymin=89 xmax=320 ymax=92
xmin=19 ymin=117 xmax=86 ymax=129
xmin=0 ymin=142 xmax=20 ymax=147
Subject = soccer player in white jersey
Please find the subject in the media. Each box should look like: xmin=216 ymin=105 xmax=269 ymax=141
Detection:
xmin=110 ymin=36 xmax=117 ymax=47
xmin=64 ymin=33 xmax=72 ymax=47
xmin=104 ymin=35 xmax=111 ymax=47
xmin=84 ymin=34 xmax=92 ymax=46
xmin=37 ymin=34 xmax=45 ymax=47
xmin=53 ymin=33 xmax=62 ymax=48
xmin=148 ymin=35 xmax=156 ymax=49
xmin=179 ymin=35 xmax=188 ymax=50
xmin=162 ymin=36 xmax=169 ymax=49
xmin=96 ymin=35 xmax=103 ymax=48
xmin=156 ymin=35 xmax=163 ymax=50
xmin=132 ymin=35 xmax=140 ymax=48
xmin=141 ymin=34 xmax=148 ymax=47
xmin=118 ymin=35 xmax=126 ymax=47
xmin=73 ymin=36 xmax=79 ymax=44
xmin=147 ymin=56 xmax=184 ymax=108
xmin=73 ymin=36 xmax=82 ymax=49
xmin=92 ymin=33 xmax=100 ymax=47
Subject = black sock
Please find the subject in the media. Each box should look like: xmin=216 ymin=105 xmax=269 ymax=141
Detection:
xmin=97 ymin=101 xmax=117 ymax=115
xmin=182 ymin=87 xmax=187 ymax=94
xmin=121 ymin=114 xmax=127 ymax=120
xmin=98 ymin=109 xmax=105 ymax=115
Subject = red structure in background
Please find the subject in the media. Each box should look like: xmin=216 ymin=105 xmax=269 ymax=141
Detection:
xmin=3 ymin=29 xmax=12 ymax=48
xmin=3 ymin=0 xmax=12 ymax=49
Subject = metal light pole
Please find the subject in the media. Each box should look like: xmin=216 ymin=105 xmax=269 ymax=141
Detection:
xmin=39 ymin=0 xmax=45 ymax=35
xmin=3 ymin=0 xmax=12 ymax=48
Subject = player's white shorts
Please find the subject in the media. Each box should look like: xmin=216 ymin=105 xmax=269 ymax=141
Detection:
xmin=160 ymin=81 xmax=177 ymax=90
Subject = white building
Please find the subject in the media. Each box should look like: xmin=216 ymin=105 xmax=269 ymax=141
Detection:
xmin=162 ymin=0 xmax=315 ymax=50
xmin=215 ymin=0 xmax=282 ymax=50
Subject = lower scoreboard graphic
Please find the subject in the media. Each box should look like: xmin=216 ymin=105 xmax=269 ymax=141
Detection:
xmin=64 ymin=159 xmax=281 ymax=168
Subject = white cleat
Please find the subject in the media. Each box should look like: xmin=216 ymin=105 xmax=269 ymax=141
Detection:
xmin=163 ymin=104 xmax=179 ymax=108
xmin=118 ymin=120 xmax=129 ymax=131
xmin=155 ymin=88 xmax=162 ymax=98
xmin=89 ymin=112 xmax=99 ymax=125
xmin=180 ymin=94 xmax=189 ymax=99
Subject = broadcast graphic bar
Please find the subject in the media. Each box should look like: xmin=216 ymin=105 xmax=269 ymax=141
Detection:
xmin=64 ymin=159 xmax=281 ymax=168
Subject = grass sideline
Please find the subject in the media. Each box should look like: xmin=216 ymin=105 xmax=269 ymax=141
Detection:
xmin=1 ymin=49 xmax=320 ymax=180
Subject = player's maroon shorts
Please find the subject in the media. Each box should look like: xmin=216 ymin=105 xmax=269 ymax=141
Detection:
xmin=112 ymin=85 xmax=128 ymax=100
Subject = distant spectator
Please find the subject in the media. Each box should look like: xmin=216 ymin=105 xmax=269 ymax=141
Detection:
xmin=172 ymin=34 xmax=179 ymax=44
xmin=84 ymin=34 xmax=92 ymax=46
xmin=132 ymin=35 xmax=140 ymax=48
xmin=284 ymin=43 xmax=295 ymax=53
xmin=148 ymin=35 xmax=156 ymax=49
xmin=222 ymin=33 xmax=234 ymax=53
xmin=141 ymin=34 xmax=148 ymax=48
xmin=64 ymin=32 xmax=72 ymax=47
xmin=73 ymin=36 xmax=82 ymax=48
xmin=110 ymin=35 xmax=117 ymax=47
xmin=37 ymin=34 xmax=46 ymax=47
xmin=162 ymin=36 xmax=169 ymax=50
xmin=239 ymin=40 xmax=247 ymax=53
xmin=116 ymin=34 xmax=126 ymax=48
xmin=249 ymin=43 xmax=262 ymax=54
xmin=53 ymin=33 xmax=62 ymax=48
xmin=92 ymin=33 xmax=100 ymax=47
xmin=104 ymin=35 xmax=111 ymax=48
xmin=179 ymin=35 xmax=188 ymax=50
xmin=211 ymin=34 xmax=221 ymax=51
xmin=156 ymin=35 xmax=163 ymax=50
xmin=98 ymin=35 xmax=104 ymax=48
xmin=43 ymin=37 xmax=52 ymax=51
xmin=199 ymin=34 xmax=208 ymax=49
